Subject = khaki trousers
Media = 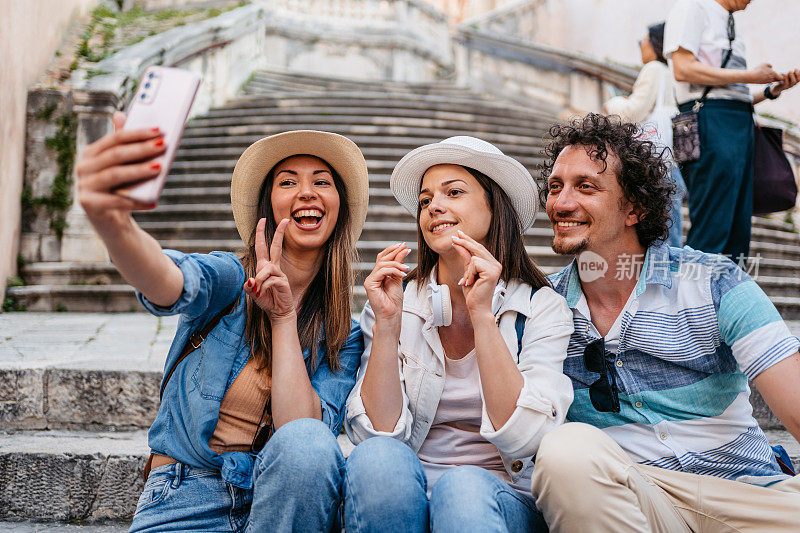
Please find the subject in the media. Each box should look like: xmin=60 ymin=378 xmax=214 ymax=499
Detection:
xmin=531 ymin=423 xmax=800 ymax=532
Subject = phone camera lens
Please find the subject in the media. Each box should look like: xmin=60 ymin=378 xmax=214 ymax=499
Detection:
xmin=144 ymin=82 xmax=151 ymax=89
xmin=148 ymin=72 xmax=154 ymax=79
xmin=140 ymin=93 xmax=146 ymax=99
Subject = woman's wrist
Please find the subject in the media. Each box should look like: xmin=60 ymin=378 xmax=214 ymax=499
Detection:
xmin=468 ymin=308 xmax=496 ymax=328
xmin=372 ymin=319 xmax=401 ymax=340
xmin=269 ymin=310 xmax=297 ymax=327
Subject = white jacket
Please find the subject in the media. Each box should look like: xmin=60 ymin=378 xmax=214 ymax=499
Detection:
xmin=344 ymin=277 xmax=574 ymax=484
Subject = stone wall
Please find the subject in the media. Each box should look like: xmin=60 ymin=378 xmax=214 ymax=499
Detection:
xmin=0 ymin=0 xmax=97 ymax=305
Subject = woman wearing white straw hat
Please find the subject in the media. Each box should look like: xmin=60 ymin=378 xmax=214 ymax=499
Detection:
xmin=343 ymin=136 xmax=574 ymax=532
xmin=76 ymin=114 xmax=368 ymax=532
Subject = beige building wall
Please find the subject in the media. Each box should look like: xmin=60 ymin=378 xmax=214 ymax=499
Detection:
xmin=0 ymin=0 xmax=97 ymax=303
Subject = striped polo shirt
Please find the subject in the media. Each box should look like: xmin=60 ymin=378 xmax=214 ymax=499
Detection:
xmin=550 ymin=243 xmax=799 ymax=485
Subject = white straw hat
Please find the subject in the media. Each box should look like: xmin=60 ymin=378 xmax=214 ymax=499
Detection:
xmin=390 ymin=136 xmax=538 ymax=230
xmin=231 ymin=130 xmax=369 ymax=244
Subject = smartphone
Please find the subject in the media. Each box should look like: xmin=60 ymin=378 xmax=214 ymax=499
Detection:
xmin=116 ymin=66 xmax=201 ymax=205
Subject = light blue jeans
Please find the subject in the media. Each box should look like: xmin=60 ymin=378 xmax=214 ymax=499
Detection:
xmin=129 ymin=418 xmax=345 ymax=532
xmin=343 ymin=437 xmax=548 ymax=533
xmin=667 ymin=165 xmax=686 ymax=248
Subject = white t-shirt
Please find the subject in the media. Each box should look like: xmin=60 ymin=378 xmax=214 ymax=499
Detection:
xmin=664 ymin=0 xmax=751 ymax=104
xmin=416 ymin=349 xmax=532 ymax=496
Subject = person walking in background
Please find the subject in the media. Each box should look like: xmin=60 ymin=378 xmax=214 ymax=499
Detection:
xmin=605 ymin=22 xmax=685 ymax=248
xmin=665 ymin=0 xmax=799 ymax=260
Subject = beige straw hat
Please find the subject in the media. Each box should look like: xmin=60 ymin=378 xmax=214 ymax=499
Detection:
xmin=390 ymin=136 xmax=538 ymax=230
xmin=230 ymin=130 xmax=369 ymax=244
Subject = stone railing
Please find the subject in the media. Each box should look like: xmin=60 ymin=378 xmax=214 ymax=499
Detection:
xmin=261 ymin=0 xmax=452 ymax=80
xmin=23 ymin=0 xmax=453 ymax=265
xmin=461 ymin=0 xmax=542 ymax=40
xmin=454 ymin=26 xmax=638 ymax=115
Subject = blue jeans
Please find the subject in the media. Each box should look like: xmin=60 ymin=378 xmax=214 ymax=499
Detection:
xmin=343 ymin=437 xmax=547 ymax=533
xmin=129 ymin=418 xmax=345 ymax=532
xmin=667 ymin=166 xmax=686 ymax=248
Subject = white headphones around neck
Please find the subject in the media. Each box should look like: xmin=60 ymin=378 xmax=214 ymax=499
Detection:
xmin=426 ymin=281 xmax=507 ymax=328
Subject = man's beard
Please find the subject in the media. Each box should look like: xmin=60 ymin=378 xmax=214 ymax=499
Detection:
xmin=551 ymin=236 xmax=589 ymax=256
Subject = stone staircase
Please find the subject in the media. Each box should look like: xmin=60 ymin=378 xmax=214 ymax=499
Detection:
xmin=2 ymin=70 xmax=799 ymax=524
xmin=10 ymin=69 xmax=800 ymax=318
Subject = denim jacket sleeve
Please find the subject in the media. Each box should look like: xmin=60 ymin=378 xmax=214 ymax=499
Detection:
xmin=136 ymin=250 xmax=245 ymax=320
xmin=312 ymin=319 xmax=364 ymax=434
xmin=344 ymin=301 xmax=415 ymax=445
xmin=480 ymin=286 xmax=574 ymax=459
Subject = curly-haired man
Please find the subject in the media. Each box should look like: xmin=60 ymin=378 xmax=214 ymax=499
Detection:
xmin=531 ymin=114 xmax=800 ymax=532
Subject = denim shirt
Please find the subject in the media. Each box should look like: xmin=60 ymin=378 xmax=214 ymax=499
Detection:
xmin=137 ymin=250 xmax=363 ymax=489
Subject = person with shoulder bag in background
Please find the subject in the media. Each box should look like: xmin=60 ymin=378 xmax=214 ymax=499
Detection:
xmin=76 ymin=117 xmax=368 ymax=532
xmin=606 ymin=22 xmax=686 ymax=248
xmin=664 ymin=0 xmax=799 ymax=261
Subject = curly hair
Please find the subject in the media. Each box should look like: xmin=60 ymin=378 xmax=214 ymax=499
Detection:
xmin=538 ymin=113 xmax=676 ymax=248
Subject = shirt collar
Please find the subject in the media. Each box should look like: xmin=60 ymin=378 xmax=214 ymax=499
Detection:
xmin=558 ymin=242 xmax=673 ymax=309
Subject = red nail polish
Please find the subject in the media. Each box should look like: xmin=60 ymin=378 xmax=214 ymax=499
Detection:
xmin=150 ymin=127 xmax=160 ymax=133
xmin=255 ymin=291 xmax=260 ymax=297
xmin=150 ymin=162 xmax=161 ymax=170
xmin=154 ymin=138 xmax=164 ymax=147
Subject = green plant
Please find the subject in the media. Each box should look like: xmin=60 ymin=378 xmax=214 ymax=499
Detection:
xmin=54 ymin=302 xmax=68 ymax=312
xmin=6 ymin=276 xmax=24 ymax=288
xmin=3 ymin=296 xmax=25 ymax=312
xmin=35 ymin=102 xmax=58 ymax=120
xmin=44 ymin=113 xmax=77 ymax=238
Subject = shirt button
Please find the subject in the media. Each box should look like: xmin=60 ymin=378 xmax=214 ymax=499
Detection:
xmin=635 ymin=401 xmax=643 ymax=408
xmin=512 ymin=460 xmax=523 ymax=472
xmin=616 ymin=360 xmax=623 ymax=367
xmin=660 ymin=432 xmax=668 ymax=440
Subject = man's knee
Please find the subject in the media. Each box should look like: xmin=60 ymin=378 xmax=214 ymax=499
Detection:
xmin=534 ymin=423 xmax=619 ymax=487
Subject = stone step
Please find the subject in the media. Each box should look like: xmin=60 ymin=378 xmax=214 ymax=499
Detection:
xmin=0 ymin=429 xmax=149 ymax=522
xmin=0 ymin=521 xmax=128 ymax=532
xmin=187 ymin=107 xmax=551 ymax=133
xmin=177 ymin=132 xmax=549 ymax=152
xmin=183 ymin=122 xmax=543 ymax=148
xmin=251 ymin=68 xmax=465 ymax=89
xmin=168 ymin=156 xmax=544 ymax=176
xmin=201 ymin=101 xmax=551 ymax=127
xmin=225 ymin=90 xmax=543 ymax=114
xmin=244 ymin=78 xmax=475 ymax=96
xmin=173 ymin=143 xmax=545 ymax=162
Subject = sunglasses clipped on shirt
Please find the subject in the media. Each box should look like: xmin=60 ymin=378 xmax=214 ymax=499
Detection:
xmin=583 ymin=338 xmax=621 ymax=413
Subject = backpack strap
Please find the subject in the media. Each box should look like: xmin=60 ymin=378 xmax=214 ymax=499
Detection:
xmin=514 ymin=286 xmax=539 ymax=363
xmin=159 ymin=301 xmax=236 ymax=400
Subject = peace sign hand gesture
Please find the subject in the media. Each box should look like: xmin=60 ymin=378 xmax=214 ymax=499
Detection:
xmin=244 ymin=218 xmax=295 ymax=323
xmin=452 ymin=230 xmax=502 ymax=318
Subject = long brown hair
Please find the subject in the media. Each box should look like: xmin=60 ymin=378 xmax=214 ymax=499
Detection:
xmin=407 ymin=166 xmax=550 ymax=290
xmin=239 ymin=156 xmax=355 ymax=375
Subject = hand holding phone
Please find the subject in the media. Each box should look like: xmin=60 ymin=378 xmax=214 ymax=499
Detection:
xmin=115 ymin=66 xmax=201 ymax=205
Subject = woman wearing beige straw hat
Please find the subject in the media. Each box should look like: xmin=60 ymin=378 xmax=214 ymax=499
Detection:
xmin=342 ymin=136 xmax=574 ymax=532
xmin=76 ymin=113 xmax=368 ymax=532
